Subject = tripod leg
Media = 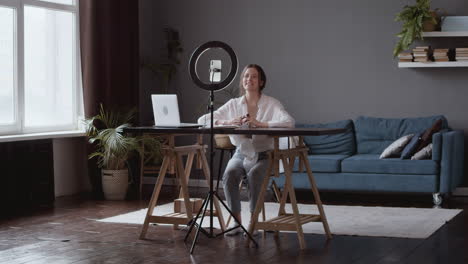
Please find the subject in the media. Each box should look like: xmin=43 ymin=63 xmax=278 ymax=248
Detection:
xmin=190 ymin=192 xmax=211 ymax=254
xmin=198 ymin=148 xmax=226 ymax=232
xmin=213 ymin=193 xmax=258 ymax=247
xmin=184 ymin=192 xmax=210 ymax=242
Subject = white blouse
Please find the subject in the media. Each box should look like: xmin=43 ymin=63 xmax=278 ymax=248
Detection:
xmin=197 ymin=94 xmax=295 ymax=165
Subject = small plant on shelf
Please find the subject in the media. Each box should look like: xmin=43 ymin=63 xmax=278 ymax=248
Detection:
xmin=393 ymin=0 xmax=438 ymax=57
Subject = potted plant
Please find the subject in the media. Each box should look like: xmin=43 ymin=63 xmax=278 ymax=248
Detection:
xmin=141 ymin=27 xmax=183 ymax=95
xmin=85 ymin=104 xmax=162 ymax=200
xmin=393 ymin=0 xmax=439 ymax=57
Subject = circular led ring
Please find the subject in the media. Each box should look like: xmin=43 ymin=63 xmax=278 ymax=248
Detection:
xmin=189 ymin=41 xmax=238 ymax=91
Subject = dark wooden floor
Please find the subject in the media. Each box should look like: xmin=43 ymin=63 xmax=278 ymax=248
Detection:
xmin=1 ymin=186 xmax=467 ymax=264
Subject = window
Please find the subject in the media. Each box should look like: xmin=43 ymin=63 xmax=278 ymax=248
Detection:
xmin=0 ymin=0 xmax=82 ymax=135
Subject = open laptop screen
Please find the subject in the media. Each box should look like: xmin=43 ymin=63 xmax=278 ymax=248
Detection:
xmin=151 ymin=94 xmax=201 ymax=128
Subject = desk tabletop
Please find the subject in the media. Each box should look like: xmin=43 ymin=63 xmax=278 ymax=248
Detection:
xmin=124 ymin=126 xmax=346 ymax=136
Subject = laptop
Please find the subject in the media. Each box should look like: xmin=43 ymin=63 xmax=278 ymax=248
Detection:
xmin=151 ymin=94 xmax=202 ymax=128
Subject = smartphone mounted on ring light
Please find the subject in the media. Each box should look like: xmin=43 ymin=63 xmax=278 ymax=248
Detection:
xmin=210 ymin=60 xmax=221 ymax=83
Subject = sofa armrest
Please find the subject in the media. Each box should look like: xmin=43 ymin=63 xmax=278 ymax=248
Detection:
xmin=432 ymin=132 xmax=443 ymax=162
xmin=439 ymin=130 xmax=465 ymax=193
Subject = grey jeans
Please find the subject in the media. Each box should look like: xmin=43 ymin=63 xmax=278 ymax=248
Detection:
xmin=222 ymin=150 xmax=269 ymax=214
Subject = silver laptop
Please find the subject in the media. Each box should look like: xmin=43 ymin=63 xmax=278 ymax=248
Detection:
xmin=151 ymin=94 xmax=202 ymax=128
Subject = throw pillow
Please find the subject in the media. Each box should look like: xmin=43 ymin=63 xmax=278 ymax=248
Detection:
xmin=416 ymin=119 xmax=443 ymax=152
xmin=411 ymin=143 xmax=433 ymax=160
xmin=379 ymin=134 xmax=414 ymax=159
xmin=401 ymin=131 xmax=424 ymax=159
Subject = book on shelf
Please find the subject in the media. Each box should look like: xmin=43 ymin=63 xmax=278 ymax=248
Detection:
xmin=413 ymin=47 xmax=430 ymax=52
xmin=414 ymin=58 xmax=430 ymax=62
xmin=399 ymin=59 xmax=413 ymax=62
xmin=397 ymin=52 xmax=413 ymax=60
xmin=433 ymin=48 xmax=449 ymax=52
xmin=434 ymin=58 xmax=450 ymax=62
xmin=398 ymin=52 xmax=412 ymax=57
xmin=456 ymin=56 xmax=468 ymax=60
xmin=455 ymin=48 xmax=468 ymax=51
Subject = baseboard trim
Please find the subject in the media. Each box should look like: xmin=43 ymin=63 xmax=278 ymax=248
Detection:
xmin=452 ymin=187 xmax=468 ymax=196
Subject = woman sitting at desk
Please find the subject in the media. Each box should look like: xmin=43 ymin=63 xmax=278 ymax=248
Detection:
xmin=198 ymin=64 xmax=295 ymax=236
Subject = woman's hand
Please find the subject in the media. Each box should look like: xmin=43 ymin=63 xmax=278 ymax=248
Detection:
xmin=241 ymin=114 xmax=268 ymax=128
xmin=219 ymin=117 xmax=242 ymax=126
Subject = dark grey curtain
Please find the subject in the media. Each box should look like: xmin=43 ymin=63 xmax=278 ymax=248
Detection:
xmin=79 ymin=0 xmax=140 ymax=198
xmin=79 ymin=0 xmax=139 ymax=117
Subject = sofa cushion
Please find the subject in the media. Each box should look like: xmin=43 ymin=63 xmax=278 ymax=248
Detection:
xmin=354 ymin=115 xmax=448 ymax=154
xmin=297 ymin=120 xmax=355 ymax=155
xmin=341 ymin=154 xmax=438 ymax=175
xmin=293 ymin=154 xmax=349 ymax=173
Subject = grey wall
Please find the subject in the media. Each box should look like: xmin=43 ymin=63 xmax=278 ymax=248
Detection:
xmin=140 ymin=0 xmax=468 ymax=184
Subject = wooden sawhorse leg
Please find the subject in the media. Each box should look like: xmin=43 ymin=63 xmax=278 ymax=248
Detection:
xmin=247 ymin=136 xmax=332 ymax=249
xmin=140 ymin=136 xmax=226 ymax=239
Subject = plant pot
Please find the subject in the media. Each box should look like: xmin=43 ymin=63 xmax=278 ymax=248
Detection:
xmin=102 ymin=169 xmax=129 ymax=200
xmin=423 ymin=11 xmax=439 ymax=32
xmin=214 ymin=134 xmax=234 ymax=149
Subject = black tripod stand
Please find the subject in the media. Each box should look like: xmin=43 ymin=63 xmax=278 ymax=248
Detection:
xmin=183 ymin=90 xmax=258 ymax=254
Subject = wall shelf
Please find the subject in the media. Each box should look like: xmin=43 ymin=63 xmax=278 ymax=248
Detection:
xmin=422 ymin=31 xmax=468 ymax=37
xmin=398 ymin=61 xmax=468 ymax=68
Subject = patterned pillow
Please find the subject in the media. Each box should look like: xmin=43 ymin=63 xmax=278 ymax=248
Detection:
xmin=379 ymin=134 xmax=414 ymax=159
xmin=411 ymin=143 xmax=433 ymax=160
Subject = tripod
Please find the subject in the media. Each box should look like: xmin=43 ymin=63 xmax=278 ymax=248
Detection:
xmin=184 ymin=90 xmax=258 ymax=254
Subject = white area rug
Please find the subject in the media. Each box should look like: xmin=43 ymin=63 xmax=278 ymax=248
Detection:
xmin=98 ymin=202 xmax=462 ymax=239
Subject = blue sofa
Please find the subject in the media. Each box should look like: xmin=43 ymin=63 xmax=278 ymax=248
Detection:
xmin=275 ymin=115 xmax=465 ymax=205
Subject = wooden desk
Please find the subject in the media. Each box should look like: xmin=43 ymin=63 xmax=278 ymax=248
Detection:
xmin=124 ymin=128 xmax=228 ymax=239
xmin=125 ymin=126 xmax=345 ymax=247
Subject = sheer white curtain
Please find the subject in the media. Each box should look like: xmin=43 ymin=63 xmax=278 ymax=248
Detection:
xmin=0 ymin=0 xmax=83 ymax=135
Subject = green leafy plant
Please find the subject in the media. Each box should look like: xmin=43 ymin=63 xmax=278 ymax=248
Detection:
xmin=393 ymin=0 xmax=437 ymax=57
xmin=141 ymin=27 xmax=183 ymax=94
xmin=85 ymin=104 xmax=162 ymax=170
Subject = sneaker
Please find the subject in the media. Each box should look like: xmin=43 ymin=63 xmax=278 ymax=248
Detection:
xmin=224 ymin=223 xmax=243 ymax=236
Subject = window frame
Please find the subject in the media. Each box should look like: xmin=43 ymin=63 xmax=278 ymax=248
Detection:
xmin=0 ymin=0 xmax=82 ymax=136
